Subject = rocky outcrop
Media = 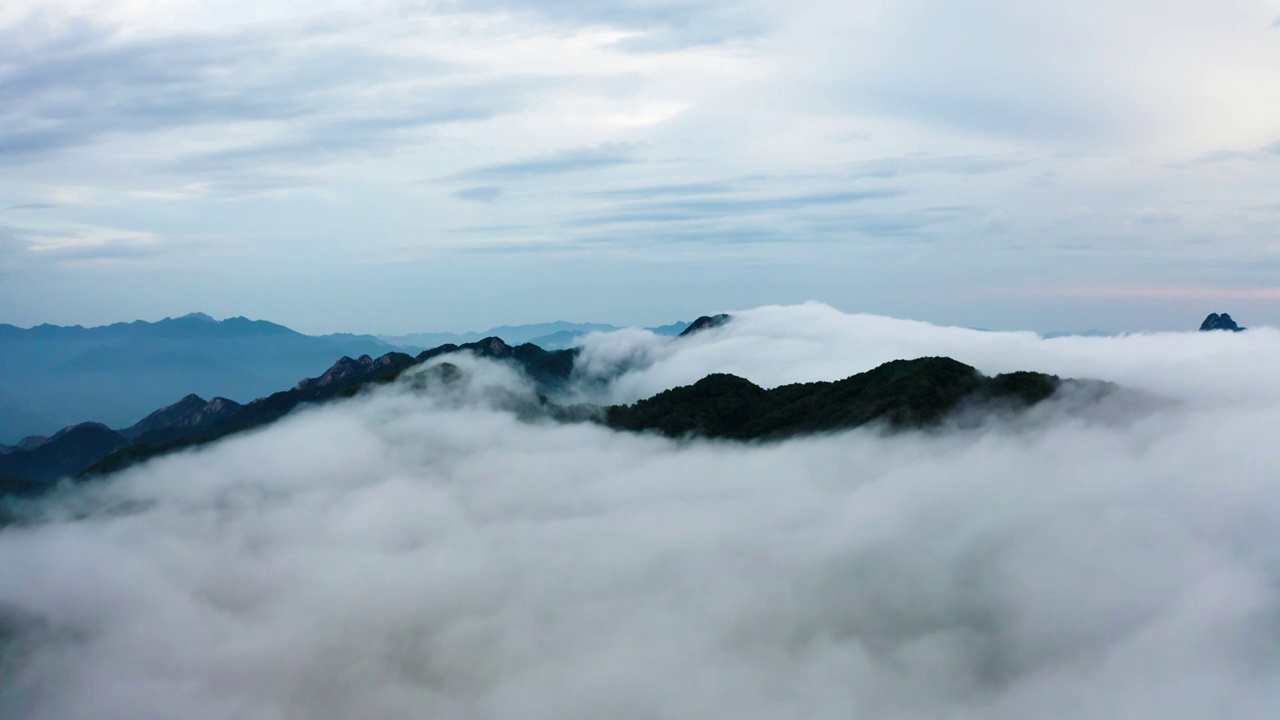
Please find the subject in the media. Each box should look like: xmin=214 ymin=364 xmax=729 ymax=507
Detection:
xmin=122 ymin=394 xmax=244 ymax=440
xmin=1200 ymin=313 xmax=1245 ymax=332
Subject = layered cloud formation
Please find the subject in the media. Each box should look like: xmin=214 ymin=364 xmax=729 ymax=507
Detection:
xmin=2 ymin=305 xmax=1278 ymax=718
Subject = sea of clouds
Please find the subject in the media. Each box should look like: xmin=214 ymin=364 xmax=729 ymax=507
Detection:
xmin=2 ymin=303 xmax=1279 ymax=719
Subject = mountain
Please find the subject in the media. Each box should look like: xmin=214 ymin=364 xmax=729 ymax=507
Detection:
xmin=0 ymin=423 xmax=131 ymax=484
xmin=0 ymin=340 xmax=1099 ymax=496
xmin=0 ymin=308 xmax=1113 ymax=498
xmin=77 ymin=337 xmax=578 ymax=482
xmin=0 ymin=331 xmax=581 ymax=486
xmin=1200 ymin=313 xmax=1245 ymax=332
xmin=648 ymin=321 xmax=694 ymax=336
xmin=605 ymin=358 xmax=1083 ymax=440
xmin=122 ymin=394 xmax=244 ymax=441
xmin=0 ymin=313 xmax=407 ymax=442
xmin=679 ymin=314 xmax=731 ymax=337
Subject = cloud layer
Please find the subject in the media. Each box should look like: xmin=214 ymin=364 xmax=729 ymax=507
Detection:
xmin=2 ymin=305 xmax=1279 ymax=718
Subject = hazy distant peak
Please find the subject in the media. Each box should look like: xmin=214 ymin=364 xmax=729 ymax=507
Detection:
xmin=176 ymin=312 xmax=216 ymax=322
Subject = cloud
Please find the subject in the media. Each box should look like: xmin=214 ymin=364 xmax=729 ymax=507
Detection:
xmin=847 ymin=154 xmax=1024 ymax=179
xmin=0 ymin=15 xmax=502 ymax=171
xmin=1190 ymin=140 xmax=1280 ymax=164
xmin=571 ymin=188 xmax=905 ymax=226
xmin=0 ymin=223 xmax=168 ymax=266
xmin=804 ymin=206 xmax=974 ymax=238
xmin=572 ymin=303 xmax=1280 ymax=405
xmin=447 ymin=143 xmax=639 ymax=182
xmin=586 ymin=181 xmax=734 ymax=199
xmin=25 ymin=242 xmax=166 ymax=262
xmin=1272 ymin=14 xmax=1280 ymax=28
xmin=454 ymin=186 xmax=505 ymax=203
xmin=422 ymin=0 xmax=771 ymax=50
xmin=4 ymin=203 xmax=56 ymax=210
xmin=4 ymin=305 xmax=1280 ymax=717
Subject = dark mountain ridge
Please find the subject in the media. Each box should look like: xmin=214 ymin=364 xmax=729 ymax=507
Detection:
xmin=53 ymin=337 xmax=578 ymax=482
xmin=605 ymin=357 xmax=1073 ymax=440
xmin=0 ymin=423 xmax=131 ymax=486
xmin=679 ymin=314 xmax=731 ymax=337
xmin=121 ymin=394 xmax=244 ymax=441
xmin=0 ymin=326 xmax=1103 ymax=501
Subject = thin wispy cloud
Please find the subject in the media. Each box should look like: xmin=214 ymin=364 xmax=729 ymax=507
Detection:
xmin=572 ymin=188 xmax=905 ymax=226
xmin=439 ymin=0 xmax=771 ymax=49
xmin=454 ymin=186 xmax=504 ymax=203
xmin=586 ymin=181 xmax=734 ymax=199
xmin=1190 ymin=140 xmax=1280 ymax=164
xmin=447 ymin=143 xmax=640 ymax=183
xmin=847 ymin=154 xmax=1024 ymax=179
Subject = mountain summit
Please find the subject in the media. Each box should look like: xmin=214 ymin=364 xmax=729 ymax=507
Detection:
xmin=678 ymin=314 xmax=731 ymax=337
xmin=1200 ymin=313 xmax=1245 ymax=332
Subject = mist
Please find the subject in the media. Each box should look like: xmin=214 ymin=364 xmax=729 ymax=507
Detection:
xmin=3 ymin=304 xmax=1279 ymax=719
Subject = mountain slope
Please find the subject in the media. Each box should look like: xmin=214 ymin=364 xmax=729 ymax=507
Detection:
xmin=82 ymin=338 xmax=577 ymax=480
xmin=122 ymin=395 xmax=244 ymax=441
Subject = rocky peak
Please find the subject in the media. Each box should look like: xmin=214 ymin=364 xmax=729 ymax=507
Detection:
xmin=296 ymin=356 xmax=364 ymax=391
xmin=121 ymin=393 xmax=243 ymax=440
xmin=205 ymin=397 xmax=236 ymax=413
xmin=1200 ymin=313 xmax=1245 ymax=332
xmin=294 ymin=352 xmax=414 ymax=392
xmin=679 ymin=314 xmax=731 ymax=337
xmin=474 ymin=337 xmax=512 ymax=357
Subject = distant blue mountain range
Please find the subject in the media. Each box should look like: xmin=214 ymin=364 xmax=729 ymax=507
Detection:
xmin=0 ymin=313 xmax=691 ymax=443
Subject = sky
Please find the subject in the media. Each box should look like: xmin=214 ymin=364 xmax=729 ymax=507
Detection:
xmin=5 ymin=306 xmax=1280 ymax=717
xmin=1 ymin=0 xmax=1279 ymax=334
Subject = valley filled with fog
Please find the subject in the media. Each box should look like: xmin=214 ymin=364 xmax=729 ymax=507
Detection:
xmin=2 ymin=304 xmax=1278 ymax=719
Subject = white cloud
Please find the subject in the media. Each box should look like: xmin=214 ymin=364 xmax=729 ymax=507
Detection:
xmin=576 ymin=302 xmax=1280 ymax=408
xmin=3 ymin=305 xmax=1280 ymax=717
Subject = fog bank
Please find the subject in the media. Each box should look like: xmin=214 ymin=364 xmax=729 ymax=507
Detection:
xmin=1 ymin=305 xmax=1278 ymax=719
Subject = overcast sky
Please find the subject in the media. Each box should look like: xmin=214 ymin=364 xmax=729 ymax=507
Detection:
xmin=1 ymin=0 xmax=1278 ymax=334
